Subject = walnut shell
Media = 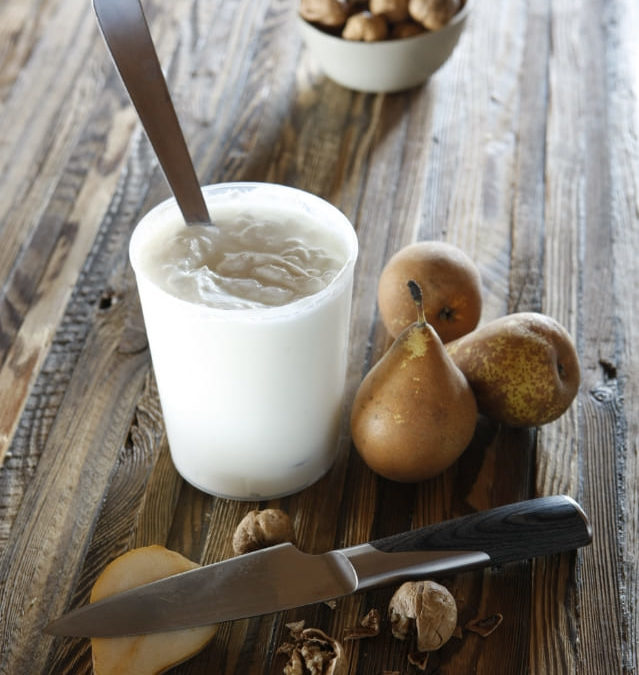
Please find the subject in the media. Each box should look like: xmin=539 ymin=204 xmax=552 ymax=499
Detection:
xmin=299 ymin=0 xmax=350 ymax=27
xmin=389 ymin=580 xmax=457 ymax=652
xmin=278 ymin=622 xmax=346 ymax=675
xmin=370 ymin=0 xmax=409 ymax=23
xmin=232 ymin=508 xmax=296 ymax=555
xmin=408 ymin=0 xmax=461 ymax=31
xmin=342 ymin=11 xmax=388 ymax=41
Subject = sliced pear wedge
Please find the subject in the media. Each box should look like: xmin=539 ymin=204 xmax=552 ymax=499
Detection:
xmin=91 ymin=545 xmax=218 ymax=675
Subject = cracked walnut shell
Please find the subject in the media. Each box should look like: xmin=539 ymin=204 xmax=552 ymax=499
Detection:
xmin=278 ymin=622 xmax=346 ymax=675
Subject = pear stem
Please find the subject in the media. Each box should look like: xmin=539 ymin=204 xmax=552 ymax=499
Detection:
xmin=407 ymin=280 xmax=427 ymax=325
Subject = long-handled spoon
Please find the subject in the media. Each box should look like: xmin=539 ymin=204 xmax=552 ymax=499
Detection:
xmin=93 ymin=0 xmax=211 ymax=225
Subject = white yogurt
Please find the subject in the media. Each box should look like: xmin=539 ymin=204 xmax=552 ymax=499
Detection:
xmin=129 ymin=183 xmax=358 ymax=500
xmin=140 ymin=210 xmax=345 ymax=309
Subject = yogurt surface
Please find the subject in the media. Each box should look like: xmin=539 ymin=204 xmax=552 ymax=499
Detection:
xmin=138 ymin=208 xmax=346 ymax=310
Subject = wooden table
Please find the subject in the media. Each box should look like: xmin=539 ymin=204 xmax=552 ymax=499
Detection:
xmin=1 ymin=0 xmax=637 ymax=672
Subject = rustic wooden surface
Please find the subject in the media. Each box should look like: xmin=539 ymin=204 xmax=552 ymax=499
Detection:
xmin=0 ymin=0 xmax=637 ymax=672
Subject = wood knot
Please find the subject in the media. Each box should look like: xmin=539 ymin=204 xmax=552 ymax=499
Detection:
xmin=98 ymin=288 xmax=119 ymax=310
xmin=590 ymin=385 xmax=614 ymax=403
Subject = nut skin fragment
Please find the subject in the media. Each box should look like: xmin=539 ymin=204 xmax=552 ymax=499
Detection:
xmin=388 ymin=580 xmax=457 ymax=652
xmin=344 ymin=608 xmax=381 ymax=640
xmin=370 ymin=0 xmax=409 ymax=22
xmin=465 ymin=612 xmax=503 ymax=637
xmin=408 ymin=650 xmax=430 ymax=671
xmin=408 ymin=0 xmax=462 ymax=30
xmin=232 ymin=508 xmax=296 ymax=555
xmin=299 ymin=0 xmax=351 ymax=27
xmin=342 ymin=11 xmax=389 ymax=41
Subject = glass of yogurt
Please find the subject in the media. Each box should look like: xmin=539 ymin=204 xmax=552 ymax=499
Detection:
xmin=129 ymin=183 xmax=358 ymax=500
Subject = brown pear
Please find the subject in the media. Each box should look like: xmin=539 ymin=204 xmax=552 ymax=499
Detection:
xmin=351 ymin=281 xmax=478 ymax=482
xmin=446 ymin=312 xmax=580 ymax=427
xmin=377 ymin=241 xmax=482 ymax=343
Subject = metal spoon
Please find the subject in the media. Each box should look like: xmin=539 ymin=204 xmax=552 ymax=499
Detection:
xmin=93 ymin=0 xmax=211 ymax=225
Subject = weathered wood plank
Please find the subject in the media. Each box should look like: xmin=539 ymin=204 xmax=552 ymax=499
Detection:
xmin=0 ymin=304 xmax=149 ymax=673
xmin=531 ymin=1 xmax=589 ymax=673
xmin=536 ymin=1 xmax=635 ymax=674
xmin=0 ymin=1 xmax=105 ymax=284
xmin=605 ymin=1 xmax=639 ymax=669
xmin=0 ymin=0 xmax=43 ymax=101
xmin=0 ymin=99 xmax=138 ymax=464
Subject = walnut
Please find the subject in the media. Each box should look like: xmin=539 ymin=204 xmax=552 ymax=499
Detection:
xmin=278 ymin=621 xmax=346 ymax=675
xmin=232 ymin=508 xmax=296 ymax=555
xmin=342 ymin=11 xmax=388 ymax=41
xmin=299 ymin=0 xmax=351 ymax=27
xmin=408 ymin=0 xmax=461 ymax=31
xmin=388 ymin=580 xmax=457 ymax=652
xmin=369 ymin=0 xmax=409 ymax=23
xmin=390 ymin=20 xmax=424 ymax=39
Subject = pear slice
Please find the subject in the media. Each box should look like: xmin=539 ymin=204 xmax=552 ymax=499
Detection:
xmin=91 ymin=545 xmax=218 ymax=675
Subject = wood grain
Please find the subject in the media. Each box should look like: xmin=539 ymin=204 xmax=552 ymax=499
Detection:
xmin=0 ymin=0 xmax=637 ymax=673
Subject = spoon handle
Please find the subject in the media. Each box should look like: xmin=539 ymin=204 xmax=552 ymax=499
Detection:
xmin=93 ymin=0 xmax=210 ymax=225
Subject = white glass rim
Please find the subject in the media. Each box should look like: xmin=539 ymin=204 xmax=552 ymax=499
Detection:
xmin=129 ymin=181 xmax=359 ymax=321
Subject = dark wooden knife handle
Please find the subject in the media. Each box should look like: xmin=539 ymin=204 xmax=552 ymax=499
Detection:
xmin=369 ymin=495 xmax=592 ymax=566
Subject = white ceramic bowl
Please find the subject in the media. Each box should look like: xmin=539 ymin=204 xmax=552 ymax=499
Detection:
xmin=298 ymin=0 xmax=473 ymax=93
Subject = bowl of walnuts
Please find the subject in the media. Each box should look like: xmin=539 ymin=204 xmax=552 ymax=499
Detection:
xmin=298 ymin=0 xmax=473 ymax=93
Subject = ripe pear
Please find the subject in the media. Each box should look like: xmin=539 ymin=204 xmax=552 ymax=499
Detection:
xmin=446 ymin=312 xmax=580 ymax=427
xmin=351 ymin=281 xmax=478 ymax=482
xmin=377 ymin=241 xmax=482 ymax=343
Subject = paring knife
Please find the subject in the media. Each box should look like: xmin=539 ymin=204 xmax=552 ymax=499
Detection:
xmin=45 ymin=495 xmax=591 ymax=637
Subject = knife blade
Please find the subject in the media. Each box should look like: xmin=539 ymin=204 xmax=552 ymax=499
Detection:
xmin=45 ymin=495 xmax=591 ymax=637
